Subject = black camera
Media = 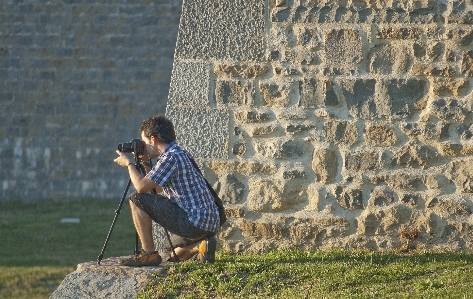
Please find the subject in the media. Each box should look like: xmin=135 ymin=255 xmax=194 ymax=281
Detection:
xmin=118 ymin=138 xmax=144 ymax=155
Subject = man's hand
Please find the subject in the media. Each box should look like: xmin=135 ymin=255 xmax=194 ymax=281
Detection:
xmin=114 ymin=150 xmax=133 ymax=167
xmin=138 ymin=142 xmax=151 ymax=163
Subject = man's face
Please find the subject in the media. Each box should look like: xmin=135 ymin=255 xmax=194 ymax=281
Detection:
xmin=140 ymin=132 xmax=159 ymax=158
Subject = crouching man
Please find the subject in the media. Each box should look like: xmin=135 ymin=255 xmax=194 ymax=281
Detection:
xmin=114 ymin=115 xmax=220 ymax=266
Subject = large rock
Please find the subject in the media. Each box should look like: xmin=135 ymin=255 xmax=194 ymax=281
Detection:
xmin=50 ymin=259 xmax=166 ymax=299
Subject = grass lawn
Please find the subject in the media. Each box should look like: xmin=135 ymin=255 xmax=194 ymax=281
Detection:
xmin=0 ymin=198 xmax=136 ymax=299
xmin=2 ymin=199 xmax=473 ymax=299
xmin=139 ymin=249 xmax=473 ymax=299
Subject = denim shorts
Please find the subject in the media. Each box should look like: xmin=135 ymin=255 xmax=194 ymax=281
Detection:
xmin=129 ymin=192 xmax=214 ymax=247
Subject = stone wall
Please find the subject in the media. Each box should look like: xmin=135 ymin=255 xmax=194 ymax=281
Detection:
xmin=0 ymin=0 xmax=181 ymax=200
xmin=167 ymin=0 xmax=473 ymax=252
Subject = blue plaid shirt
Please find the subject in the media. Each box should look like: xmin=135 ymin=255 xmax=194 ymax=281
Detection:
xmin=146 ymin=141 xmax=220 ymax=232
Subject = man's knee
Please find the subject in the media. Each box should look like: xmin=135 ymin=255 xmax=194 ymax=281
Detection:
xmin=129 ymin=192 xmax=146 ymax=210
xmin=129 ymin=191 xmax=139 ymax=204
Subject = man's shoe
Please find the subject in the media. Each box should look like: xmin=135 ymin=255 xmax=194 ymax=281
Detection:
xmin=119 ymin=250 xmax=162 ymax=267
xmin=196 ymin=235 xmax=216 ymax=263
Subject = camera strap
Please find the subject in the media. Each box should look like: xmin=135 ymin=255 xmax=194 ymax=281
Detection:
xmin=187 ymin=155 xmax=227 ymax=227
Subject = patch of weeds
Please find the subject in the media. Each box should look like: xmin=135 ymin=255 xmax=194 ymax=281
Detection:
xmin=416 ymin=278 xmax=444 ymax=291
xmin=139 ymin=249 xmax=473 ymax=299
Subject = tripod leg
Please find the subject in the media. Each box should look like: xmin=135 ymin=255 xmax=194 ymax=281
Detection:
xmin=135 ymin=232 xmax=139 ymax=256
xmin=97 ymin=179 xmax=132 ymax=265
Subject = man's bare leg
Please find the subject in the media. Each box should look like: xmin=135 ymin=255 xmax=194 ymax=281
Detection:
xmin=129 ymin=200 xmax=155 ymax=252
xmin=170 ymin=242 xmax=200 ymax=261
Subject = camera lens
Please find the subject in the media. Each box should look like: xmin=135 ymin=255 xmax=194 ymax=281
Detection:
xmin=118 ymin=142 xmax=133 ymax=152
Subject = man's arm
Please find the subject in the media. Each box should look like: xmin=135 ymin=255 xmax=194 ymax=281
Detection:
xmin=115 ymin=150 xmax=163 ymax=194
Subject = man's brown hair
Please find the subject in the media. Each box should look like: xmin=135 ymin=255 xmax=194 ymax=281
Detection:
xmin=140 ymin=115 xmax=176 ymax=144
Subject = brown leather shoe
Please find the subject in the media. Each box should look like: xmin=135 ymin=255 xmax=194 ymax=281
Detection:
xmin=119 ymin=249 xmax=162 ymax=267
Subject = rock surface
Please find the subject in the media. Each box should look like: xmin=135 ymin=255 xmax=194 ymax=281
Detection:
xmin=50 ymin=258 xmax=167 ymax=299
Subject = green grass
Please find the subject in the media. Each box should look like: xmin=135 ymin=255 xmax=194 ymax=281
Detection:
xmin=0 ymin=198 xmax=136 ymax=299
xmin=2 ymin=200 xmax=473 ymax=299
xmin=140 ymin=249 xmax=473 ymax=299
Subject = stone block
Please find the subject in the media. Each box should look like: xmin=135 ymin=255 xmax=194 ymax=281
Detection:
xmin=450 ymin=0 xmax=473 ymax=24
xmin=383 ymin=79 xmax=426 ymax=118
xmin=376 ymin=27 xmax=422 ymax=39
xmin=276 ymin=107 xmax=308 ymax=120
xmin=215 ymin=79 xmax=243 ymax=107
xmin=307 ymin=184 xmax=325 ymax=211
xmin=401 ymin=194 xmax=423 ymax=206
xmin=427 ymin=42 xmax=444 ymax=61
xmin=446 ymin=159 xmax=473 ymax=193
xmin=271 ymin=6 xmax=291 ymax=22
xmin=439 ymin=142 xmax=464 ymax=156
xmin=285 ymin=122 xmax=316 ymax=135
xmin=428 ymin=98 xmax=469 ymax=122
xmin=168 ymin=60 xmax=211 ymax=107
xmin=247 ymin=179 xmax=305 ymax=212
xmin=411 ymin=64 xmax=456 ymax=76
xmin=457 ymin=124 xmax=473 ymax=141
xmin=445 ymin=28 xmax=473 ymax=46
xmin=356 ymin=211 xmax=381 ymax=235
xmin=462 ymin=50 xmax=473 ymax=76
xmin=215 ymin=173 xmax=246 ymax=204
xmin=166 ymin=107 xmax=229 ymax=159
xmin=391 ymin=140 xmax=438 ymax=168
xmin=340 ymin=79 xmax=376 ymax=119
xmin=369 ymin=44 xmax=411 ymax=75
xmin=365 ymin=125 xmax=397 ymax=147
xmin=344 ymin=150 xmax=380 ymax=172
xmin=288 ymin=221 xmax=318 ymax=244
xmin=175 ymin=0 xmax=265 ymax=61
xmin=247 ymin=123 xmax=279 ymax=136
xmin=323 ymin=120 xmax=358 ymax=146
xmin=428 ymin=196 xmax=472 ymax=217
xmin=335 ymin=186 xmax=364 ymax=210
xmin=342 ymin=79 xmax=426 ymax=119
xmin=432 ymin=78 xmax=470 ymax=97
xmin=368 ymin=186 xmax=396 ymax=207
xmin=383 ymin=173 xmax=427 ymax=191
xmin=232 ymin=142 xmax=246 ymax=156
xmin=282 ymin=164 xmax=307 ymax=180
xmin=283 ymin=49 xmax=319 ymax=65
xmin=312 ymin=148 xmax=339 ymax=184
xmin=255 ymin=138 xmax=306 ymax=159
xmin=239 ymin=218 xmax=284 ymax=240
xmin=324 ymin=29 xmax=363 ymax=66
xmin=213 ymin=63 xmax=270 ymax=79
xmin=299 ymin=78 xmax=339 ymax=108
xmin=260 ymin=80 xmax=298 ymax=107
xmin=294 ymin=26 xmax=322 ymax=50
xmin=235 ymin=110 xmax=271 ymax=123
xmin=206 ymin=162 xmax=277 ymax=178
xmin=401 ymin=122 xmax=449 ymax=141
xmin=340 ymin=79 xmax=426 ymax=119
xmin=225 ymin=207 xmax=245 ymax=218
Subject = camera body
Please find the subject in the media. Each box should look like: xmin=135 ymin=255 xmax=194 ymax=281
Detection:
xmin=118 ymin=138 xmax=145 ymax=156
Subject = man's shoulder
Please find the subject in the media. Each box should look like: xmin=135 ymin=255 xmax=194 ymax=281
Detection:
xmin=162 ymin=144 xmax=191 ymax=164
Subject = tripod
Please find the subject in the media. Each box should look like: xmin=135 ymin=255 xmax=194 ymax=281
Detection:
xmin=97 ymin=154 xmax=178 ymax=265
